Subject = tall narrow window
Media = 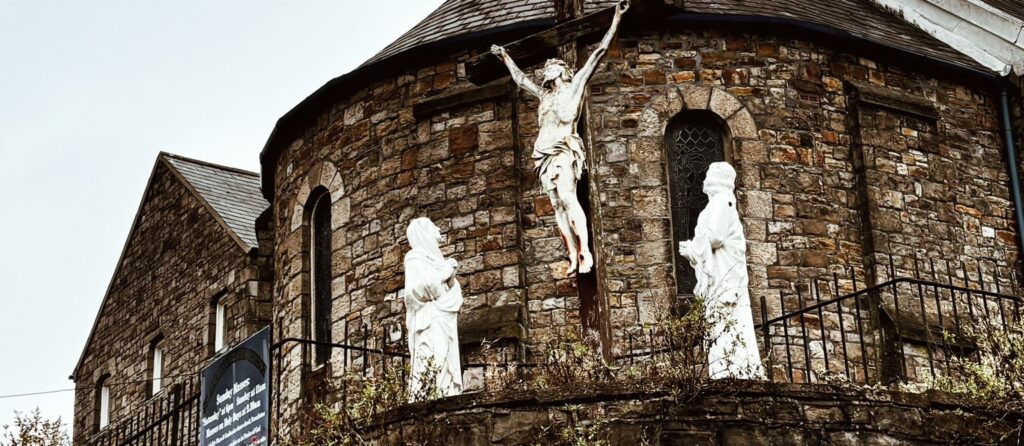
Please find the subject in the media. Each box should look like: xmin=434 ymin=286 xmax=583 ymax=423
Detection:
xmin=95 ymin=375 xmax=110 ymax=431
xmin=666 ymin=112 xmax=727 ymax=297
xmin=149 ymin=338 xmax=164 ymax=396
xmin=310 ymin=191 xmax=333 ymax=366
xmin=214 ymin=298 xmax=226 ymax=352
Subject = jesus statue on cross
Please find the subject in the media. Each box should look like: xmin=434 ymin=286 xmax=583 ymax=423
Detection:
xmin=491 ymin=0 xmax=629 ymax=275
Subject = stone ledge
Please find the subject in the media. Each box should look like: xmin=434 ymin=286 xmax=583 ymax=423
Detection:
xmin=847 ymin=80 xmax=939 ymax=120
xmin=325 ymin=380 xmax=1020 ymax=445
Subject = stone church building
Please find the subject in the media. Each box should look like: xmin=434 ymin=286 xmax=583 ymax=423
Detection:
xmin=73 ymin=0 xmax=1024 ymax=444
xmin=70 ymin=154 xmax=273 ymax=442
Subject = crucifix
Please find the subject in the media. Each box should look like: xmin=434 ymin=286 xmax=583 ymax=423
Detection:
xmin=489 ymin=0 xmax=630 ymax=276
xmin=471 ymin=0 xmax=637 ymax=356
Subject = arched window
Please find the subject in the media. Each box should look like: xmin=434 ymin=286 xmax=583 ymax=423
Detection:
xmin=148 ymin=336 xmax=165 ymax=397
xmin=666 ymin=111 xmax=728 ymax=297
xmin=309 ymin=191 xmax=333 ymax=367
xmin=212 ymin=294 xmax=227 ymax=353
xmin=94 ymin=374 xmax=110 ymax=431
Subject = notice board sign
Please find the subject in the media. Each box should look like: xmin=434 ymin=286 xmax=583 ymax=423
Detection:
xmin=200 ymin=327 xmax=271 ymax=446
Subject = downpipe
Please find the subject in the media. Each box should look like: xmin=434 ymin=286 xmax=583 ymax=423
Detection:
xmin=999 ymin=87 xmax=1024 ymax=264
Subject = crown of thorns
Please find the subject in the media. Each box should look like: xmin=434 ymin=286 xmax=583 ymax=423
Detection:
xmin=543 ymin=58 xmax=574 ymax=80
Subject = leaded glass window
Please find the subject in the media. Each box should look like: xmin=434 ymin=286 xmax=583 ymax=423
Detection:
xmin=666 ymin=113 xmax=726 ymax=296
xmin=310 ymin=191 xmax=332 ymax=366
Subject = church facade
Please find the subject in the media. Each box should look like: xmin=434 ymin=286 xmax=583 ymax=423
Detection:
xmin=74 ymin=0 xmax=1024 ymax=444
xmin=70 ymin=154 xmax=272 ymax=443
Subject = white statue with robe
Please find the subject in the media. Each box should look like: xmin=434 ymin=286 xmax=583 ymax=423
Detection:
xmin=491 ymin=0 xmax=629 ymax=275
xmin=403 ymin=217 xmax=463 ymax=400
xmin=678 ymin=162 xmax=765 ymax=380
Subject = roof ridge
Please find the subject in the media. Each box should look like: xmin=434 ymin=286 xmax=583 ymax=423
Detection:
xmin=160 ymin=151 xmax=259 ymax=178
xmin=73 ymin=154 xmax=257 ymax=378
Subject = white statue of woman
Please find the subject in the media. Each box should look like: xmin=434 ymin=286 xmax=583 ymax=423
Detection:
xmin=491 ymin=0 xmax=629 ymax=275
xmin=678 ymin=162 xmax=765 ymax=380
xmin=403 ymin=217 xmax=463 ymax=400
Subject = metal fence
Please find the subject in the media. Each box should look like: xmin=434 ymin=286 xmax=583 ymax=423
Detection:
xmin=757 ymin=256 xmax=1023 ymax=385
xmin=86 ymin=257 xmax=1024 ymax=445
xmin=86 ymin=379 xmax=200 ymax=446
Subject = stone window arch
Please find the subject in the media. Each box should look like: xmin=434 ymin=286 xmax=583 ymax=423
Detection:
xmin=665 ymin=110 xmax=730 ymax=297
xmin=210 ymin=291 xmax=228 ymax=354
xmin=94 ymin=373 xmax=111 ymax=432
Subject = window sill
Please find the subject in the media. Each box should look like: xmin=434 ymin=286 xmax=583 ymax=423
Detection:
xmin=145 ymin=389 xmax=167 ymax=403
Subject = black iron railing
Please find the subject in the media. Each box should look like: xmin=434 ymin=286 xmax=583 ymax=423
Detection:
xmin=757 ymin=258 xmax=1023 ymax=385
xmin=86 ymin=255 xmax=1024 ymax=445
xmin=86 ymin=379 xmax=200 ymax=446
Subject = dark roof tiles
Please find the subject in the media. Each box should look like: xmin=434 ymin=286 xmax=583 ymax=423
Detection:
xmin=364 ymin=0 xmax=553 ymax=66
xmin=683 ymin=0 xmax=986 ymax=72
xmin=984 ymin=0 xmax=1024 ymax=23
xmin=365 ymin=0 xmax=990 ymax=74
xmin=163 ymin=153 xmax=268 ymax=249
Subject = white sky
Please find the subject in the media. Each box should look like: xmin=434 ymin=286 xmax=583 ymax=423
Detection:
xmin=0 ymin=0 xmax=442 ymax=434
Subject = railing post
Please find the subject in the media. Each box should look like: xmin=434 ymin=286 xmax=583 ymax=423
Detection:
xmin=760 ymin=296 xmax=773 ymax=382
xmin=881 ymin=253 xmax=908 ymax=384
xmin=169 ymin=385 xmax=181 ymax=446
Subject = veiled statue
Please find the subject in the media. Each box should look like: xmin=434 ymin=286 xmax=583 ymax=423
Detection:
xmin=403 ymin=217 xmax=463 ymax=399
xmin=678 ymin=162 xmax=765 ymax=380
xmin=491 ymin=0 xmax=630 ymax=275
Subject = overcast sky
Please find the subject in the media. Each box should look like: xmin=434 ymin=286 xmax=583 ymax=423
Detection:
xmin=0 ymin=0 xmax=442 ymax=433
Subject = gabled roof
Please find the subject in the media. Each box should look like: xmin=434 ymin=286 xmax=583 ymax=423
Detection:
xmin=162 ymin=153 xmax=267 ymax=250
xmin=73 ymin=153 xmax=267 ymax=378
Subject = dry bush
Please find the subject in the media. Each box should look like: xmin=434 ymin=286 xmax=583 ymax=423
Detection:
xmin=930 ymin=318 xmax=1024 ymax=444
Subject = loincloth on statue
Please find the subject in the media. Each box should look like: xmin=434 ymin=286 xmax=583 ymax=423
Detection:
xmin=533 ymin=135 xmax=586 ymax=191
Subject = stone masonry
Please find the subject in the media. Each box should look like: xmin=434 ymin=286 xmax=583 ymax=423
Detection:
xmin=333 ymin=382 xmax=1022 ymax=445
xmin=263 ymin=5 xmax=1021 ymax=439
xmin=71 ymin=155 xmax=271 ymax=443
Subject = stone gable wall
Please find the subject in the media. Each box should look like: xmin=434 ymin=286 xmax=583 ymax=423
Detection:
xmin=72 ymin=162 xmax=269 ymax=443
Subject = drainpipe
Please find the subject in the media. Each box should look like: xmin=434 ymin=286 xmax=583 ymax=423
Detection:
xmin=999 ymin=87 xmax=1024 ymax=263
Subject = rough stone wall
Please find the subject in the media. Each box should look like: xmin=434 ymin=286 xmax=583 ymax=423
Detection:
xmin=72 ymin=161 xmax=269 ymax=443
xmin=267 ymin=26 xmax=1020 ymax=432
xmin=269 ymin=58 xmax=528 ymax=436
xmin=852 ymin=86 xmax=1015 ymax=284
xmin=582 ymin=28 xmax=1018 ymax=352
xmin=336 ymin=383 xmax=1021 ymax=445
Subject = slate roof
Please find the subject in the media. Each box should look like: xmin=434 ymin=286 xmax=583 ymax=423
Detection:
xmin=681 ymin=0 xmax=988 ymax=72
xmin=985 ymin=0 xmax=1024 ymax=23
xmin=364 ymin=0 xmax=989 ymax=73
xmin=162 ymin=153 xmax=268 ymax=249
xmin=262 ymin=0 xmax=1001 ymax=202
xmin=364 ymin=0 xmax=554 ymax=67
